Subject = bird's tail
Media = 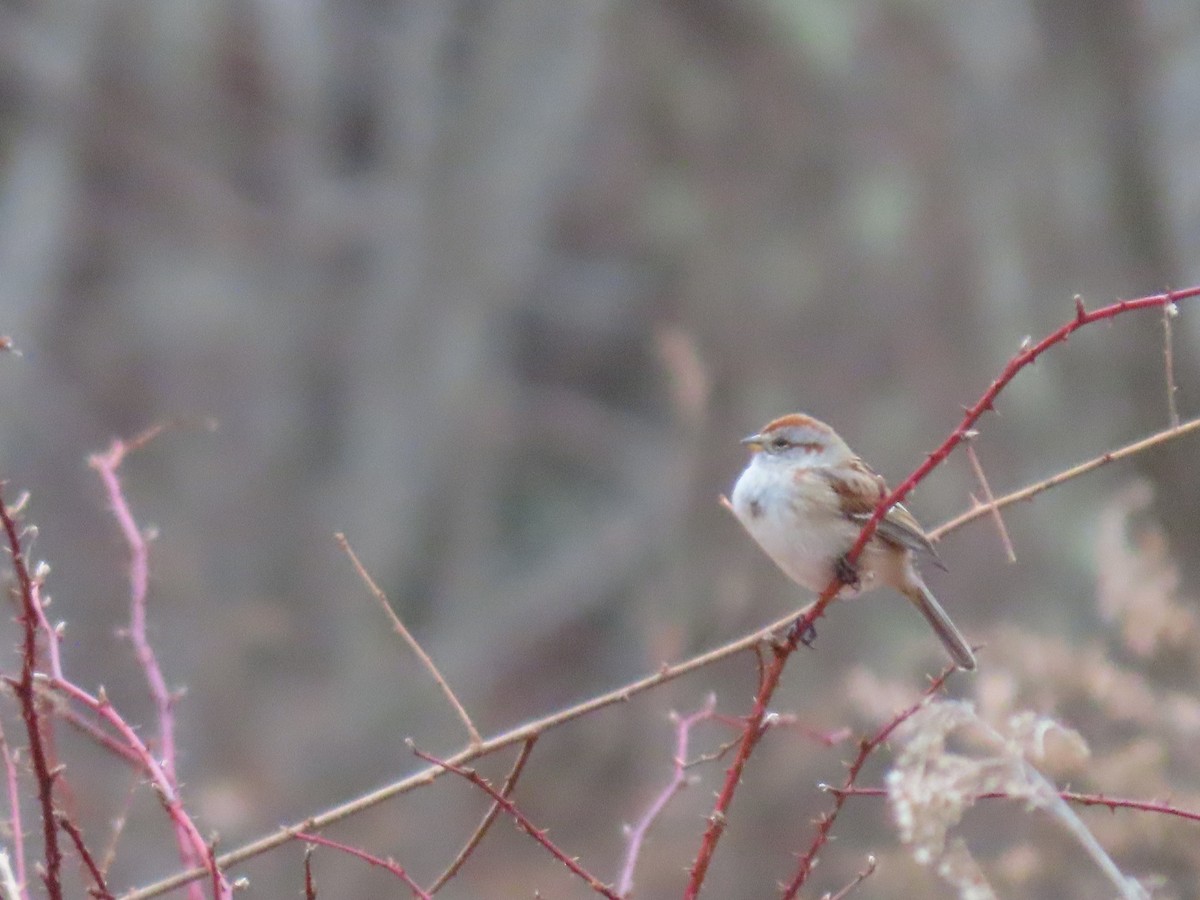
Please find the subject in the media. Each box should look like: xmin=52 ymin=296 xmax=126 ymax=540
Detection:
xmin=904 ymin=580 xmax=977 ymax=671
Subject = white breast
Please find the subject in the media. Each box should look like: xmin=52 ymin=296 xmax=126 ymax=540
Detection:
xmin=730 ymin=456 xmax=850 ymax=592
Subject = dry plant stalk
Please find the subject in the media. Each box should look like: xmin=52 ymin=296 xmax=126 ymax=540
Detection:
xmin=886 ymin=701 xmax=1147 ymax=899
xmin=336 ymin=533 xmax=482 ymax=747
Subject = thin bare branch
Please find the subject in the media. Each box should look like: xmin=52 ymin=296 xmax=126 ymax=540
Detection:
xmin=964 ymin=440 xmax=1016 ymax=562
xmin=619 ymin=695 xmax=718 ymax=897
xmin=88 ymin=433 xmax=219 ymax=900
xmin=99 ymin=773 xmax=143 ymax=877
xmin=931 ymin=417 xmax=1200 ymax=540
xmin=1162 ymin=301 xmax=1180 ymax=427
xmin=427 ymin=737 xmax=537 ymax=894
xmin=821 ymin=855 xmax=877 ymax=900
xmin=57 ymin=816 xmax=114 ymax=900
xmin=37 ymin=687 xmax=146 ymax=769
xmin=411 ymin=746 xmax=618 ymax=899
xmin=303 ymin=846 xmax=316 ymax=900
xmin=297 ymin=833 xmax=428 ymax=899
xmin=336 ymin=533 xmax=482 ymax=748
xmin=87 ymin=439 xmax=180 ymax=784
xmin=830 ymin=785 xmax=1200 ymax=824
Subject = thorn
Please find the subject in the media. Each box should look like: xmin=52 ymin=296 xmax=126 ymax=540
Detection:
xmin=1074 ymin=294 xmax=1087 ymax=321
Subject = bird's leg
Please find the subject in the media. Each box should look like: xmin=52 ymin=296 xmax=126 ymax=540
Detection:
xmin=834 ymin=553 xmax=861 ymax=591
xmin=792 ymin=617 xmax=818 ymax=647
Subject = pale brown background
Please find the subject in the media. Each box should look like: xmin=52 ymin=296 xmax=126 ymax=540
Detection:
xmin=1 ymin=1 xmax=1198 ymax=897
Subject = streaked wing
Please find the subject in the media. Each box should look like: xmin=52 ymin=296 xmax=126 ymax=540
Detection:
xmin=810 ymin=458 xmax=885 ymax=516
xmin=815 ymin=458 xmax=946 ymax=570
xmin=874 ymin=503 xmax=946 ymax=569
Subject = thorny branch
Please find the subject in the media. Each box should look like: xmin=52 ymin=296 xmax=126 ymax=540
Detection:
xmin=297 ymin=832 xmax=429 ymax=899
xmin=411 ymin=745 xmax=620 ymax=899
xmin=781 ymin=669 xmax=956 ymax=899
xmin=427 ymin=737 xmax=537 ymax=894
xmin=1 ymin=485 xmax=63 ymax=900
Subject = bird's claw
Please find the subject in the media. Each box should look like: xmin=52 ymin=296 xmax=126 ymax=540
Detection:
xmin=789 ymin=617 xmax=818 ymax=648
xmin=834 ymin=554 xmax=861 ymax=590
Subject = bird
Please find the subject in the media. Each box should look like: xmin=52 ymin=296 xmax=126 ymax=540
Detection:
xmin=729 ymin=413 xmax=976 ymax=670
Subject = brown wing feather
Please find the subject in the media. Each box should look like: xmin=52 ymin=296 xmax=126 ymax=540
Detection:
xmin=813 ymin=459 xmax=947 ymax=570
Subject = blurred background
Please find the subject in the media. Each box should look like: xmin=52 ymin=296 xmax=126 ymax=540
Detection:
xmin=1 ymin=0 xmax=1199 ymax=897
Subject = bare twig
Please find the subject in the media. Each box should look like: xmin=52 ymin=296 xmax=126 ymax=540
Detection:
xmin=336 ymin=533 xmax=482 ymax=748
xmin=296 ymin=833 xmax=428 ymax=899
xmin=964 ymin=440 xmax=1016 ymax=562
xmin=427 ymin=737 xmax=537 ymax=894
xmin=411 ymin=746 xmax=619 ymax=900
xmin=822 ymin=855 xmax=877 ymax=900
xmin=88 ymin=433 xmax=226 ymax=900
xmin=1162 ymin=300 xmax=1180 ymax=427
xmin=930 ymin=417 xmax=1200 ymax=540
xmin=302 ymin=846 xmax=316 ymax=900
xmin=87 ymin=439 xmax=180 ymax=785
xmin=99 ymin=773 xmax=143 ymax=877
xmin=57 ymin=816 xmax=114 ymax=900
xmin=619 ymin=695 xmax=717 ymax=897
xmin=830 ymin=786 xmax=1200 ymax=824
xmin=37 ymin=688 xmax=146 ymax=769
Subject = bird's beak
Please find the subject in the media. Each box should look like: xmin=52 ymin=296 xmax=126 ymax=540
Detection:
xmin=741 ymin=432 xmax=765 ymax=450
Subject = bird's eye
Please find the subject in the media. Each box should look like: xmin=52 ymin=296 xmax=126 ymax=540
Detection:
xmin=770 ymin=436 xmax=789 ymax=451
